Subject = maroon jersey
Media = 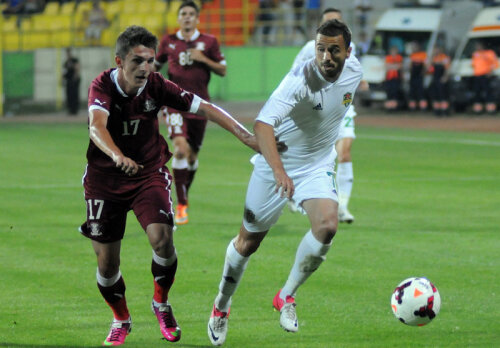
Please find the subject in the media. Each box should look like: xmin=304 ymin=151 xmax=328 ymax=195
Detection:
xmin=156 ymin=29 xmax=225 ymax=119
xmin=86 ymin=68 xmax=198 ymax=176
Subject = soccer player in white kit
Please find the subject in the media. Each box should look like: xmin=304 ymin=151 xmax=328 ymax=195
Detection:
xmin=207 ymin=19 xmax=362 ymax=345
xmin=291 ymin=7 xmax=364 ymax=223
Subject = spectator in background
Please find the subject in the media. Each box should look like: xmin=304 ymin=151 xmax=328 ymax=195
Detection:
xmin=356 ymin=31 xmax=370 ymax=59
xmin=84 ymin=0 xmax=109 ymax=46
xmin=305 ymin=0 xmax=321 ymax=37
xmin=471 ymin=41 xmax=499 ymax=114
xmin=429 ymin=46 xmax=450 ymax=116
xmin=408 ymin=41 xmax=428 ymax=111
xmin=384 ymin=45 xmax=403 ymax=111
xmin=354 ymin=0 xmax=372 ymax=31
xmin=257 ymin=0 xmax=277 ymax=44
xmin=62 ymin=47 xmax=80 ymax=115
xmin=2 ymin=0 xmax=44 ymax=15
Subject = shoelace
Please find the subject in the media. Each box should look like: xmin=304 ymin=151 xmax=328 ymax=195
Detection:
xmin=158 ymin=306 xmax=177 ymax=327
xmin=108 ymin=325 xmax=127 ymax=342
xmin=282 ymin=302 xmax=297 ymax=321
xmin=212 ymin=312 xmax=228 ymax=331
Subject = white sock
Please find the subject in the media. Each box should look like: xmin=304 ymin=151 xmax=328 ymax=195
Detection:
xmin=96 ymin=269 xmax=121 ymax=287
xmin=281 ymin=230 xmax=331 ymax=299
xmin=152 ymin=249 xmax=177 ymax=267
xmin=336 ymin=162 xmax=353 ymax=207
xmin=215 ymin=240 xmax=249 ymax=312
xmin=172 ymin=157 xmax=188 ymax=169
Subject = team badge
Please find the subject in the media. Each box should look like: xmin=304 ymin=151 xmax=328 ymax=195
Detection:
xmin=144 ymin=99 xmax=156 ymax=112
xmin=196 ymin=42 xmax=205 ymax=51
xmin=90 ymin=222 xmax=103 ymax=237
xmin=343 ymin=92 xmax=353 ymax=108
xmin=169 ymin=43 xmax=176 ymax=50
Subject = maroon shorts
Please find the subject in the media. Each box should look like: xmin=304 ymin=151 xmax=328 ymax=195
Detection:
xmin=80 ymin=166 xmax=174 ymax=243
xmin=165 ymin=107 xmax=208 ymax=154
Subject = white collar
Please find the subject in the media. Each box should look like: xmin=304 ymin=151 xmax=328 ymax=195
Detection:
xmin=176 ymin=29 xmax=200 ymax=41
xmin=111 ymin=69 xmax=147 ymax=97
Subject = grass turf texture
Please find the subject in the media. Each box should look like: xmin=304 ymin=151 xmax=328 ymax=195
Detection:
xmin=0 ymin=122 xmax=498 ymax=347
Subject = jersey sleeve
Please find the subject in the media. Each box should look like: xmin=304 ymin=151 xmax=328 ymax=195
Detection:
xmin=256 ymin=72 xmax=305 ymax=128
xmin=208 ymin=37 xmax=226 ymax=65
xmin=157 ymin=74 xmax=200 ymax=113
xmin=88 ymin=76 xmax=112 ymax=115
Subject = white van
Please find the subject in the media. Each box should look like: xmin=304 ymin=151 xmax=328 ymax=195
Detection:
xmin=449 ymin=6 xmax=500 ymax=111
xmin=359 ymin=1 xmax=481 ymax=106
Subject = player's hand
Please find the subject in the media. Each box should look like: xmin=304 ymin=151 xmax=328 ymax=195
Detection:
xmin=187 ymin=49 xmax=206 ymax=63
xmin=113 ymin=154 xmax=144 ymax=176
xmin=273 ymin=169 xmax=294 ymax=199
xmin=359 ymin=80 xmax=370 ymax=92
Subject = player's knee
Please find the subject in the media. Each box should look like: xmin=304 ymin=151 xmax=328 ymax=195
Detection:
xmin=235 ymin=228 xmax=266 ymax=257
xmin=98 ymin=260 xmax=120 ymax=277
xmin=316 ymin=219 xmax=337 ymax=243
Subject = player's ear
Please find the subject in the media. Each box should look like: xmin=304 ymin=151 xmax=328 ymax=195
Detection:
xmin=115 ymin=55 xmax=122 ymax=68
xmin=346 ymin=46 xmax=352 ymax=58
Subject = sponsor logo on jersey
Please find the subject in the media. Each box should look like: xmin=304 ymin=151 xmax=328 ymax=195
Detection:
xmin=143 ymin=99 xmax=156 ymax=112
xmin=94 ymin=98 xmax=106 ymax=106
xmin=169 ymin=43 xmax=176 ymax=50
xmin=343 ymin=92 xmax=353 ymax=107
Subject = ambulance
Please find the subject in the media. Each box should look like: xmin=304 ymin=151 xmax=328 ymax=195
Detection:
xmin=358 ymin=1 xmax=481 ymax=106
xmin=449 ymin=6 xmax=500 ymax=111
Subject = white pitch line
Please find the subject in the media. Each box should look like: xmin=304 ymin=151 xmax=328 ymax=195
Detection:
xmin=359 ymin=134 xmax=500 ymax=147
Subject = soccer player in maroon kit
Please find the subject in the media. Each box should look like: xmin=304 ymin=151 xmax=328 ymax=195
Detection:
xmin=79 ymin=25 xmax=259 ymax=346
xmin=154 ymin=0 xmax=226 ymax=225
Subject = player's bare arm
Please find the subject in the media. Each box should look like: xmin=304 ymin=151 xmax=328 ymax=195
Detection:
xmin=195 ymin=100 xmax=258 ymax=151
xmin=89 ymin=109 xmax=143 ymax=176
xmin=188 ymin=49 xmax=226 ymax=76
xmin=254 ymin=121 xmax=294 ymax=199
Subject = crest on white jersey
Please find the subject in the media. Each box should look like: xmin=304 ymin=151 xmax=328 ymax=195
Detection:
xmin=343 ymin=93 xmax=353 ymax=108
xmin=144 ymin=99 xmax=156 ymax=112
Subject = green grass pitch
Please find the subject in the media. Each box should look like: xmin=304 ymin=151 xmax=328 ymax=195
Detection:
xmin=0 ymin=121 xmax=499 ymax=347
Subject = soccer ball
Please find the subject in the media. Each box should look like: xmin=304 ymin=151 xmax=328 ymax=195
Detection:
xmin=390 ymin=277 xmax=441 ymax=326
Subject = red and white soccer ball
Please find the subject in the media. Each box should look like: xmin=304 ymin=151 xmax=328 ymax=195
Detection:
xmin=390 ymin=277 xmax=441 ymax=326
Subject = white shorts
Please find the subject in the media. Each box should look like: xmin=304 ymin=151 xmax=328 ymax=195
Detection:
xmin=242 ymin=169 xmax=338 ymax=232
xmin=338 ymin=112 xmax=356 ymax=140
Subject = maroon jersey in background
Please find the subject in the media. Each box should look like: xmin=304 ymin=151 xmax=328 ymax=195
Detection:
xmin=87 ymin=69 xmax=197 ymax=176
xmin=155 ymin=29 xmax=225 ymax=119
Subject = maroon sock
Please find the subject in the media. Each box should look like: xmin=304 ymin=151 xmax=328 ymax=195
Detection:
xmin=152 ymin=259 xmax=177 ymax=303
xmin=97 ymin=276 xmax=130 ymax=320
xmin=173 ymin=168 xmax=189 ymax=205
xmin=186 ymin=169 xmax=197 ymax=193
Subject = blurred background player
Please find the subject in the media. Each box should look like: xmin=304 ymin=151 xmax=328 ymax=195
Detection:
xmin=408 ymin=41 xmax=428 ymax=112
xmin=384 ymin=45 xmax=402 ymax=111
xmin=154 ymin=1 xmax=227 ymax=225
xmin=429 ymin=45 xmax=451 ymax=116
xmin=289 ymin=7 xmax=366 ymax=223
xmin=471 ymin=41 xmax=499 ymax=114
xmin=80 ymin=25 xmax=260 ymax=346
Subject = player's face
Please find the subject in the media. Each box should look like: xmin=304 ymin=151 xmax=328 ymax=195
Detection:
xmin=115 ymin=45 xmax=155 ymax=95
xmin=178 ymin=6 xmax=199 ymax=31
xmin=315 ymin=33 xmax=351 ymax=82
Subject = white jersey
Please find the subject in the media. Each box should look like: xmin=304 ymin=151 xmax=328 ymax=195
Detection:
xmin=253 ymin=58 xmax=362 ymax=178
xmin=292 ymin=40 xmax=358 ymax=119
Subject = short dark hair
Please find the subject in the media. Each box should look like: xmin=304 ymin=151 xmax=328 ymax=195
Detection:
xmin=115 ymin=26 xmax=158 ymax=59
xmin=178 ymin=0 xmax=200 ymax=14
xmin=322 ymin=7 xmax=342 ymax=16
xmin=317 ymin=19 xmax=351 ymax=49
